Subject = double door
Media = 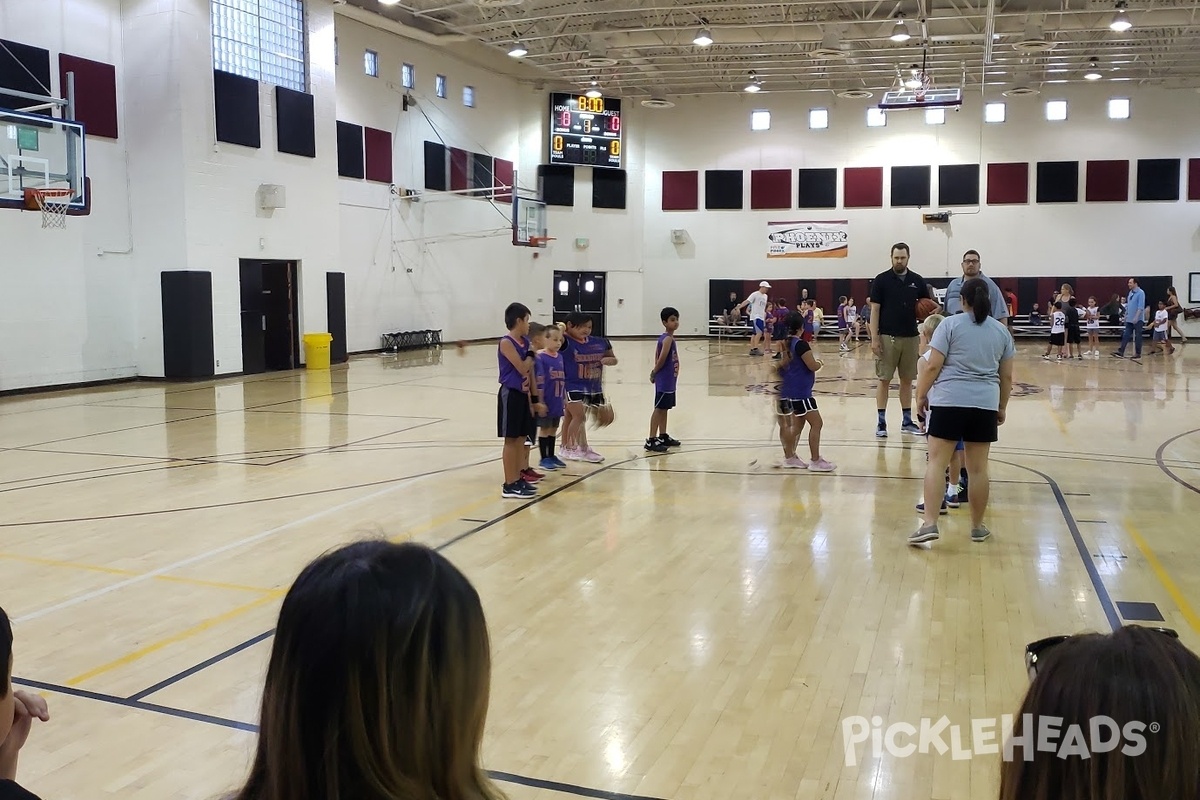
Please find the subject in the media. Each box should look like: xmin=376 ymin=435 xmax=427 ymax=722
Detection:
xmin=240 ymin=259 xmax=300 ymax=374
xmin=552 ymin=271 xmax=607 ymax=337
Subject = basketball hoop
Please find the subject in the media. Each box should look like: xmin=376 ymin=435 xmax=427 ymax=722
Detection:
xmin=529 ymin=236 xmax=556 ymax=249
xmin=24 ymin=188 xmax=74 ymax=229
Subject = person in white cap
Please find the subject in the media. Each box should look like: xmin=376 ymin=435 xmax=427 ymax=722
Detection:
xmin=735 ymin=281 xmax=773 ymax=356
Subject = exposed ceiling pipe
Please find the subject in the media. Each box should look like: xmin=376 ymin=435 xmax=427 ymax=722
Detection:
xmin=983 ymin=0 xmax=996 ymax=62
xmin=334 ymin=3 xmax=471 ymax=45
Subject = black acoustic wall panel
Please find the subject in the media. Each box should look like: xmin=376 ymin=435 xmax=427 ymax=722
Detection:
xmin=938 ymin=164 xmax=980 ymax=206
xmin=162 ymin=272 xmax=215 ymax=379
xmin=213 ymin=70 xmax=260 ymax=148
xmin=593 ymin=168 xmax=627 ymax=209
xmin=327 ymin=272 xmax=347 ymax=364
xmin=336 ymin=121 xmax=364 ymax=178
xmin=705 ymin=170 xmax=744 ymax=209
xmin=275 ymin=86 xmax=315 ymax=157
xmin=470 ymin=153 xmax=493 ymax=197
xmin=424 ymin=141 xmax=447 ymax=190
xmin=538 ymin=164 xmax=575 ymax=206
xmin=0 ymin=39 xmax=52 ymax=114
xmin=1036 ymin=161 xmax=1079 ymax=203
xmin=1136 ymin=159 xmax=1181 ymax=201
xmin=798 ymin=168 xmax=837 ymax=208
xmin=891 ymin=165 xmax=931 ymax=207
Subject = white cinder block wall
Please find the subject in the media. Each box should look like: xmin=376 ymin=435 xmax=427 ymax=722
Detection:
xmin=0 ymin=0 xmax=1197 ymax=391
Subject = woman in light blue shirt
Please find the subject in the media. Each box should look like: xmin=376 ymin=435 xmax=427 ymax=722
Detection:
xmin=910 ymin=278 xmax=1015 ymax=546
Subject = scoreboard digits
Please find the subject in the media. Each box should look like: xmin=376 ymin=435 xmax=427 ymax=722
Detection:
xmin=549 ymin=92 xmax=623 ymax=168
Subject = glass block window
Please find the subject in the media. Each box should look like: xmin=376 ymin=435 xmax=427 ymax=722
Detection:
xmin=212 ymin=0 xmax=307 ymax=92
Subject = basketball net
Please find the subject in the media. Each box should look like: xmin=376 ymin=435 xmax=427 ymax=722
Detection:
xmin=32 ymin=188 xmax=73 ymax=229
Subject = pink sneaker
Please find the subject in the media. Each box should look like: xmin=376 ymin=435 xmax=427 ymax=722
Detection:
xmin=781 ymin=456 xmax=808 ymax=469
xmin=560 ymin=447 xmax=581 ymax=461
xmin=582 ymin=448 xmax=604 ymax=463
xmin=809 ymin=458 xmax=836 ymax=472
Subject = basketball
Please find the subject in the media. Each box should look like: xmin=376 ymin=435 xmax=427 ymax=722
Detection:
xmin=916 ymin=298 xmax=938 ymax=321
xmin=591 ymin=405 xmax=615 ymax=427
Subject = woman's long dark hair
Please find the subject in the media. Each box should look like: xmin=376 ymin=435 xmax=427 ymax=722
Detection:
xmin=999 ymin=625 xmax=1200 ymax=800
xmin=233 ymin=540 xmax=504 ymax=800
xmin=960 ymin=278 xmax=991 ymax=324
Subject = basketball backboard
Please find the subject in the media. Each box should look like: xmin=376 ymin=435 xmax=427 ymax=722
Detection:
xmin=512 ymin=195 xmax=548 ymax=247
xmin=879 ymin=87 xmax=963 ymax=110
xmin=0 ymin=109 xmax=87 ymax=210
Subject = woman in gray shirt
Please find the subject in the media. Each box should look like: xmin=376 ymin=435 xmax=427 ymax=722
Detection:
xmin=910 ymin=278 xmax=1015 ymax=546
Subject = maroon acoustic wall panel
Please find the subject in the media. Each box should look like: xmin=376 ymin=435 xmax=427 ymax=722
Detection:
xmin=363 ymin=127 xmax=392 ymax=183
xmin=494 ymin=158 xmax=513 ymax=203
xmin=662 ymin=170 xmax=699 ymax=210
xmin=1188 ymin=159 xmax=1200 ymax=201
xmin=987 ymin=162 xmax=1029 ymax=204
xmin=843 ymin=167 xmax=883 ymax=208
xmin=750 ymin=169 xmax=791 ymax=209
xmin=449 ymin=147 xmax=469 ymax=191
xmin=59 ymin=54 xmax=118 ymax=139
xmin=1085 ymin=160 xmax=1129 ymax=202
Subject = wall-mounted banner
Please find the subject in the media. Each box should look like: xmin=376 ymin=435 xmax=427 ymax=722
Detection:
xmin=767 ymin=220 xmax=848 ymax=258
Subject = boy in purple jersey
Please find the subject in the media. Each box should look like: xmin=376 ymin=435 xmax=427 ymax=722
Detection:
xmin=520 ymin=322 xmax=548 ymax=485
xmin=497 ymin=303 xmax=544 ymax=499
xmin=646 ymin=307 xmax=682 ymax=452
xmin=534 ymin=326 xmax=568 ymax=471
xmin=560 ymin=312 xmax=617 ymax=463
xmin=775 ymin=311 xmax=836 ymax=472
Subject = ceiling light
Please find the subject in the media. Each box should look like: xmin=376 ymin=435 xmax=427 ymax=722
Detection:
xmin=585 ymin=81 xmax=603 ymax=98
xmin=379 ymin=0 xmax=402 ymax=5
xmin=693 ymin=28 xmax=713 ymax=46
xmin=1084 ymin=57 xmax=1102 ymax=79
xmin=1110 ymin=2 xmax=1132 ymax=31
xmin=507 ymin=41 xmax=528 ymax=58
xmin=891 ymin=15 xmax=912 ymax=42
xmin=744 ymin=72 xmax=762 ymax=92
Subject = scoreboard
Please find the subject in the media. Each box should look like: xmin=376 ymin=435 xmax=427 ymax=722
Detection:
xmin=549 ymin=93 xmax=622 ymax=168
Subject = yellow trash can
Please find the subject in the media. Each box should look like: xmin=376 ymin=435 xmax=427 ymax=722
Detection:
xmin=303 ymin=333 xmax=333 ymax=370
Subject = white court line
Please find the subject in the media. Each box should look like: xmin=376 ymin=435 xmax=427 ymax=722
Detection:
xmin=12 ymin=463 xmax=482 ymax=624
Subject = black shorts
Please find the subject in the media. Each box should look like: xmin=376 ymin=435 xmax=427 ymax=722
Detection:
xmin=1049 ymin=332 xmax=1065 ymax=346
xmin=566 ymin=390 xmax=607 ymax=407
xmin=654 ymin=391 xmax=676 ymax=410
xmin=1066 ymin=328 xmax=1081 ymax=344
xmin=498 ymin=387 xmax=537 ymax=439
xmin=926 ymin=405 xmax=998 ymax=443
xmin=777 ymin=396 xmax=818 ymax=416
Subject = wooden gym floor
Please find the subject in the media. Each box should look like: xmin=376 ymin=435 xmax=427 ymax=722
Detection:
xmin=2 ymin=336 xmax=1199 ymax=800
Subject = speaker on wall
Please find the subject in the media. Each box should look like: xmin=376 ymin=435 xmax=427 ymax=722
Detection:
xmin=161 ymin=271 xmax=215 ymax=379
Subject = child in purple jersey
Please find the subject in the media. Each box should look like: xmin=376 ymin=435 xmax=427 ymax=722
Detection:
xmin=836 ymin=295 xmax=850 ymax=352
xmin=775 ymin=311 xmax=835 ymax=472
xmin=534 ymin=326 xmax=568 ymax=471
xmin=646 ymin=307 xmax=682 ymax=452
xmin=497 ymin=303 xmax=544 ymax=499
xmin=560 ymin=312 xmax=617 ymax=463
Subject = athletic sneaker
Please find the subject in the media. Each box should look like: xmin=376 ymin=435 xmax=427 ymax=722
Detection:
xmin=971 ymin=524 xmax=992 ymax=543
xmin=809 ymin=458 xmax=836 ymax=472
xmin=644 ymin=437 xmax=669 ymax=453
xmin=520 ymin=468 xmax=544 ymax=483
xmin=876 ymin=424 xmax=888 ymax=439
xmin=900 ymin=421 xmax=922 ymax=435
xmin=658 ymin=433 xmax=682 ymax=448
xmin=560 ymin=446 xmax=581 ymax=461
xmin=944 ymin=489 xmax=960 ymax=508
xmin=916 ymin=499 xmax=949 ymax=515
xmin=909 ymin=523 xmax=940 ymax=544
xmin=550 ymin=455 xmax=567 ymax=469
xmin=501 ymin=482 xmax=535 ymax=499
xmin=539 ymin=457 xmax=560 ymax=471
xmin=581 ymin=448 xmax=604 ymax=463
xmin=781 ymin=456 xmax=807 ymax=469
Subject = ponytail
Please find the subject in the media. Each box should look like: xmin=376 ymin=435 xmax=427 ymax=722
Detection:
xmin=960 ymin=278 xmax=991 ymax=324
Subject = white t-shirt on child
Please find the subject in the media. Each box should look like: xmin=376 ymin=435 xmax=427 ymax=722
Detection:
xmin=1051 ymin=311 xmax=1066 ymax=334
xmin=1155 ymin=309 xmax=1169 ymax=332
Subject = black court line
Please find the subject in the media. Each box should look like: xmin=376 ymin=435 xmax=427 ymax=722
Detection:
xmin=1155 ymin=427 xmax=1200 ymax=496
xmin=126 ymin=629 xmax=277 ymax=702
xmin=460 ymin=518 xmax=489 ymax=523
xmin=1062 ymin=492 xmax=1091 ymax=497
xmin=487 ymin=771 xmax=666 ymax=800
xmin=993 ymin=459 xmax=1122 ymax=632
xmin=1078 ymin=519 xmax=1108 ymax=525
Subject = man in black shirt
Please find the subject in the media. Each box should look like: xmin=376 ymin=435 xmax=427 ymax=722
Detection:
xmin=868 ymin=242 xmax=937 ymax=438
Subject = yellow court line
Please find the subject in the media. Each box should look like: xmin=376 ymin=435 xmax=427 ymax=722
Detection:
xmin=1125 ymin=519 xmax=1200 ymax=634
xmin=0 ymin=552 xmax=276 ymax=595
xmin=67 ymin=591 xmax=284 ymax=687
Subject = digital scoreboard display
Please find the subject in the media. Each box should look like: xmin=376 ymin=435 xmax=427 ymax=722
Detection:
xmin=549 ymin=93 xmax=622 ymax=168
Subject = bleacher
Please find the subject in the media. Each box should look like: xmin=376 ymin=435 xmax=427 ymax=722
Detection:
xmin=709 ymin=314 xmax=1135 ymax=340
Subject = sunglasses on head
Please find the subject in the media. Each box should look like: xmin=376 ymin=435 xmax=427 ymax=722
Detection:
xmin=1025 ymin=627 xmax=1179 ymax=680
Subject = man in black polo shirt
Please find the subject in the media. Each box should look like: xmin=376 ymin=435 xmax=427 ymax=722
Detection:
xmin=868 ymin=242 xmax=937 ymax=438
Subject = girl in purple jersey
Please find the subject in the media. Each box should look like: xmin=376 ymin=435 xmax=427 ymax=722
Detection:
xmin=560 ymin=312 xmax=617 ymax=463
xmin=775 ymin=311 xmax=835 ymax=472
xmin=534 ymin=327 xmax=568 ymax=471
